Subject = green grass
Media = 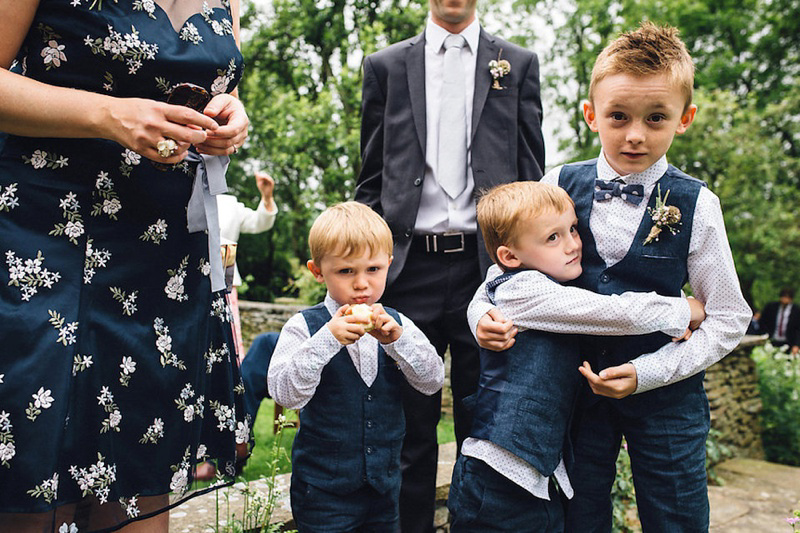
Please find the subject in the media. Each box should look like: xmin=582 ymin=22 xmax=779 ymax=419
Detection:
xmin=239 ymin=400 xmax=456 ymax=482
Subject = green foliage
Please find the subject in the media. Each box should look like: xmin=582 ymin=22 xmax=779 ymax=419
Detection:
xmin=752 ymin=342 xmax=800 ymax=466
xmin=230 ymin=0 xmax=427 ymax=302
xmin=285 ymin=256 xmax=327 ymax=305
xmin=611 ymin=440 xmax=639 ymax=532
xmin=705 ymin=427 xmax=733 ymax=486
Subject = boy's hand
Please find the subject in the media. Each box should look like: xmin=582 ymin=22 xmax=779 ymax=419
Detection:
xmin=327 ymin=305 xmax=368 ymax=345
xmin=579 ymin=361 xmax=637 ymax=399
xmin=368 ymin=304 xmax=403 ymax=344
xmin=476 ymin=308 xmax=517 ymax=351
xmin=673 ymin=297 xmax=706 ymax=342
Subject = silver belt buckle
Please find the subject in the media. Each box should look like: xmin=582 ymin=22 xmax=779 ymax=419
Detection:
xmin=443 ymin=231 xmax=465 ymax=253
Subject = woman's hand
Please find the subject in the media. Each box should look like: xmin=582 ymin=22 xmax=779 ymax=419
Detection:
xmin=103 ymin=97 xmax=220 ymax=163
xmin=195 ymin=93 xmax=249 ymax=156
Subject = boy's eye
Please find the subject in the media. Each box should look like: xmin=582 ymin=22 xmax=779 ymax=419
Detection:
xmin=570 ymin=225 xmax=578 ymax=233
xmin=367 ymin=266 xmax=381 ymax=272
xmin=547 ymin=233 xmax=558 ymax=242
xmin=649 ymin=114 xmax=666 ymax=123
xmin=610 ymin=112 xmax=626 ymax=121
xmin=338 ymin=268 xmax=352 ymax=274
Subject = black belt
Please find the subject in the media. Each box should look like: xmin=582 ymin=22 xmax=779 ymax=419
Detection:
xmin=410 ymin=232 xmax=477 ymax=254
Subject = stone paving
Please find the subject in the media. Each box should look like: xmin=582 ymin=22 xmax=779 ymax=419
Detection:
xmin=171 ymin=445 xmax=800 ymax=532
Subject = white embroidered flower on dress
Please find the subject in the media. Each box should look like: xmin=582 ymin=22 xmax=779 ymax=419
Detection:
xmin=6 ymin=250 xmax=62 ymax=301
xmin=180 ymin=23 xmax=203 ymax=45
xmin=0 ymin=183 xmax=19 ymax=212
xmin=27 ymin=472 xmax=59 ymax=503
xmin=0 ymin=410 xmax=16 ymax=468
xmin=41 ymin=40 xmax=67 ymax=69
xmin=69 ymin=453 xmax=117 ymax=504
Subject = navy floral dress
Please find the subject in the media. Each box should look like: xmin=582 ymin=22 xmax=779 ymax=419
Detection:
xmin=0 ymin=0 xmax=248 ymax=527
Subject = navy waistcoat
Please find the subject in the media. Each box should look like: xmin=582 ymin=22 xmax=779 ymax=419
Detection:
xmin=467 ymin=272 xmax=581 ymax=476
xmin=291 ymin=304 xmax=406 ymax=494
xmin=559 ymin=159 xmax=705 ymax=417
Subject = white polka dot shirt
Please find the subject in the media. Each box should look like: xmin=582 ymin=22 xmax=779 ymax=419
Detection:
xmin=268 ymin=294 xmax=445 ymax=410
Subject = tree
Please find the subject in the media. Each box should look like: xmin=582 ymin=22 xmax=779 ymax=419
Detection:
xmin=230 ymin=0 xmax=427 ymax=301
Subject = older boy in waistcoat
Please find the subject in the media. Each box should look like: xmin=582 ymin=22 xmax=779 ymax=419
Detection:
xmin=268 ymin=202 xmax=444 ymax=532
xmin=474 ymin=23 xmax=751 ymax=531
xmin=452 ymin=182 xmax=705 ymax=531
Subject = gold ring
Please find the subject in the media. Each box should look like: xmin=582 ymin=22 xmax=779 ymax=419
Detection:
xmin=233 ymin=145 xmax=239 ymax=154
xmin=156 ymin=138 xmax=178 ymax=159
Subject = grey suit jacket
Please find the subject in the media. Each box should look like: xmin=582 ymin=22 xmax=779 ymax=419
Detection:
xmin=356 ymin=27 xmax=545 ymax=285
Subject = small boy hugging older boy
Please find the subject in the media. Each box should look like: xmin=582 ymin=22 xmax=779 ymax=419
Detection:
xmin=448 ymin=181 xmax=706 ymax=532
xmin=475 ymin=22 xmax=751 ymax=531
xmin=268 ymin=201 xmax=444 ymax=533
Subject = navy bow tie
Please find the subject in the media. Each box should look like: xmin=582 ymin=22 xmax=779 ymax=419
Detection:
xmin=594 ymin=179 xmax=644 ymax=206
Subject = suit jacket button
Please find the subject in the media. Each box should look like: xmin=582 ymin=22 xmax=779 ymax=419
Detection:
xmin=414 ymin=177 xmax=422 ymax=186
xmin=404 ymin=230 xmax=412 ymax=238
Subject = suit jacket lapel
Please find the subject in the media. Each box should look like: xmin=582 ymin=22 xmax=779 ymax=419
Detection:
xmin=406 ymin=33 xmax=427 ymax=154
xmin=472 ymin=28 xmax=497 ymax=142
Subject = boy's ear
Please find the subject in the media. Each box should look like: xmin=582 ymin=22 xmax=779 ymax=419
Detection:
xmin=582 ymin=100 xmax=599 ymax=132
xmin=496 ymin=246 xmax=522 ymax=270
xmin=307 ymin=260 xmax=325 ymax=283
xmin=676 ymin=104 xmax=698 ymax=134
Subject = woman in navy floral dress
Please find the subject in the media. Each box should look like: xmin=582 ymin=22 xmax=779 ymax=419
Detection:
xmin=0 ymin=1 xmax=250 ymax=530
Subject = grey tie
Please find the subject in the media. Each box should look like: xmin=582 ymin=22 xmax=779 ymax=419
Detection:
xmin=438 ymin=34 xmax=468 ymax=199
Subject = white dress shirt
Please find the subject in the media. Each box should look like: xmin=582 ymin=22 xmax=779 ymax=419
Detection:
xmin=268 ymin=294 xmax=445 ymax=410
xmin=415 ymin=17 xmax=481 ymax=234
xmin=463 ymin=266 xmax=692 ymax=499
xmin=216 ymin=193 xmax=277 ymax=286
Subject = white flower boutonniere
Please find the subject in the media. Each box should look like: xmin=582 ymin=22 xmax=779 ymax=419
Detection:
xmin=488 ymin=49 xmax=510 ymax=90
xmin=644 ymin=185 xmax=681 ymax=245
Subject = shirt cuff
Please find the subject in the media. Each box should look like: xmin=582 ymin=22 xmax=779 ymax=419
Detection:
xmin=467 ymin=301 xmax=496 ymax=340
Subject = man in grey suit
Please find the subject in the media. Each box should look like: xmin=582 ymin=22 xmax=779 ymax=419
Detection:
xmin=356 ymin=0 xmax=544 ymax=530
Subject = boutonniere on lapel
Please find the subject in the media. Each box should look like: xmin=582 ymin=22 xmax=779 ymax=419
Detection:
xmin=644 ymin=185 xmax=682 ymax=245
xmin=488 ymin=49 xmax=511 ymax=90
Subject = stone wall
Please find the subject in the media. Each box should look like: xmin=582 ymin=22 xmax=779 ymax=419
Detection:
xmin=240 ymin=300 xmax=767 ymax=459
xmin=704 ymin=335 xmax=766 ymax=459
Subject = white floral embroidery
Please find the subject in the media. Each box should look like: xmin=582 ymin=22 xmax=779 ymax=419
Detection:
xmin=165 ymin=255 xmax=189 ymax=301
xmin=140 ymin=417 xmax=164 ymax=444
xmin=27 ymin=472 xmax=58 ymax=503
xmin=110 ymin=287 xmax=138 ymax=316
xmin=204 ymin=342 xmax=230 ymax=373
xmin=179 ymin=23 xmax=203 ymax=45
xmin=196 ymin=443 xmax=208 ymax=460
xmin=169 ymin=447 xmax=192 ymax=495
xmin=91 ymin=171 xmax=122 ymax=220
xmin=140 ymin=218 xmax=168 ymax=244
xmin=6 ymin=250 xmax=62 ymax=301
xmin=37 ymin=24 xmax=66 ymax=70
xmin=73 ymin=354 xmax=94 ymax=375
xmin=23 ymin=149 xmax=69 ymax=170
xmin=0 ymin=183 xmax=19 ymax=212
xmin=0 ymin=411 xmax=16 ymax=468
xmin=120 ymin=148 xmax=141 ymax=177
xmin=210 ymin=294 xmax=231 ymax=322
xmin=84 ymin=240 xmax=112 ymax=284
xmin=50 ymin=192 xmax=84 ymax=245
xmin=48 ymin=310 xmax=79 ymax=346
xmin=154 ymin=317 xmax=186 ymax=369
xmin=235 ymin=418 xmax=250 ymax=445
xmin=133 ymin=0 xmax=156 ymax=19
xmin=175 ymin=383 xmax=204 ymax=422
xmin=120 ymin=494 xmax=140 ymax=518
xmin=70 ymin=0 xmax=82 ymax=6
xmin=209 ymin=400 xmax=235 ymax=432
xmin=201 ymin=2 xmax=233 ymax=37
xmin=69 ymin=453 xmax=117 ymax=504
xmin=97 ymin=386 xmax=122 ymax=433
xmin=198 ymin=258 xmax=211 ymax=277
xmin=119 ymin=356 xmax=136 ymax=386
xmin=102 ymin=70 xmax=114 ymax=92
xmin=210 ymin=58 xmax=236 ymax=96
xmin=84 ymin=24 xmax=158 ymax=75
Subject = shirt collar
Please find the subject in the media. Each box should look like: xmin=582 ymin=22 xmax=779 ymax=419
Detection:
xmin=425 ymin=15 xmax=480 ymax=55
xmin=597 ymin=151 xmax=668 ymax=187
xmin=324 ymin=293 xmax=342 ymax=316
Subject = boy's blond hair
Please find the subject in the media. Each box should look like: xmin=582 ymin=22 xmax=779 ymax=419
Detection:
xmin=308 ymin=201 xmax=393 ymax=264
xmin=589 ymin=22 xmax=695 ymax=110
xmin=477 ymin=182 xmax=574 ymax=270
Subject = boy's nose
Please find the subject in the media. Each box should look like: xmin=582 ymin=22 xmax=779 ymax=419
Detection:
xmin=626 ymin=124 xmax=645 ymax=144
xmin=565 ymin=233 xmax=581 ymax=253
xmin=353 ymin=275 xmax=368 ymax=289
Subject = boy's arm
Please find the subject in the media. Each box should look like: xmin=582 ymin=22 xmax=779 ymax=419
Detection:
xmin=617 ymin=188 xmax=752 ymax=395
xmin=267 ymin=312 xmax=344 ymax=410
xmin=468 ymin=266 xmax=692 ymax=339
xmin=382 ymin=312 xmax=445 ymax=396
